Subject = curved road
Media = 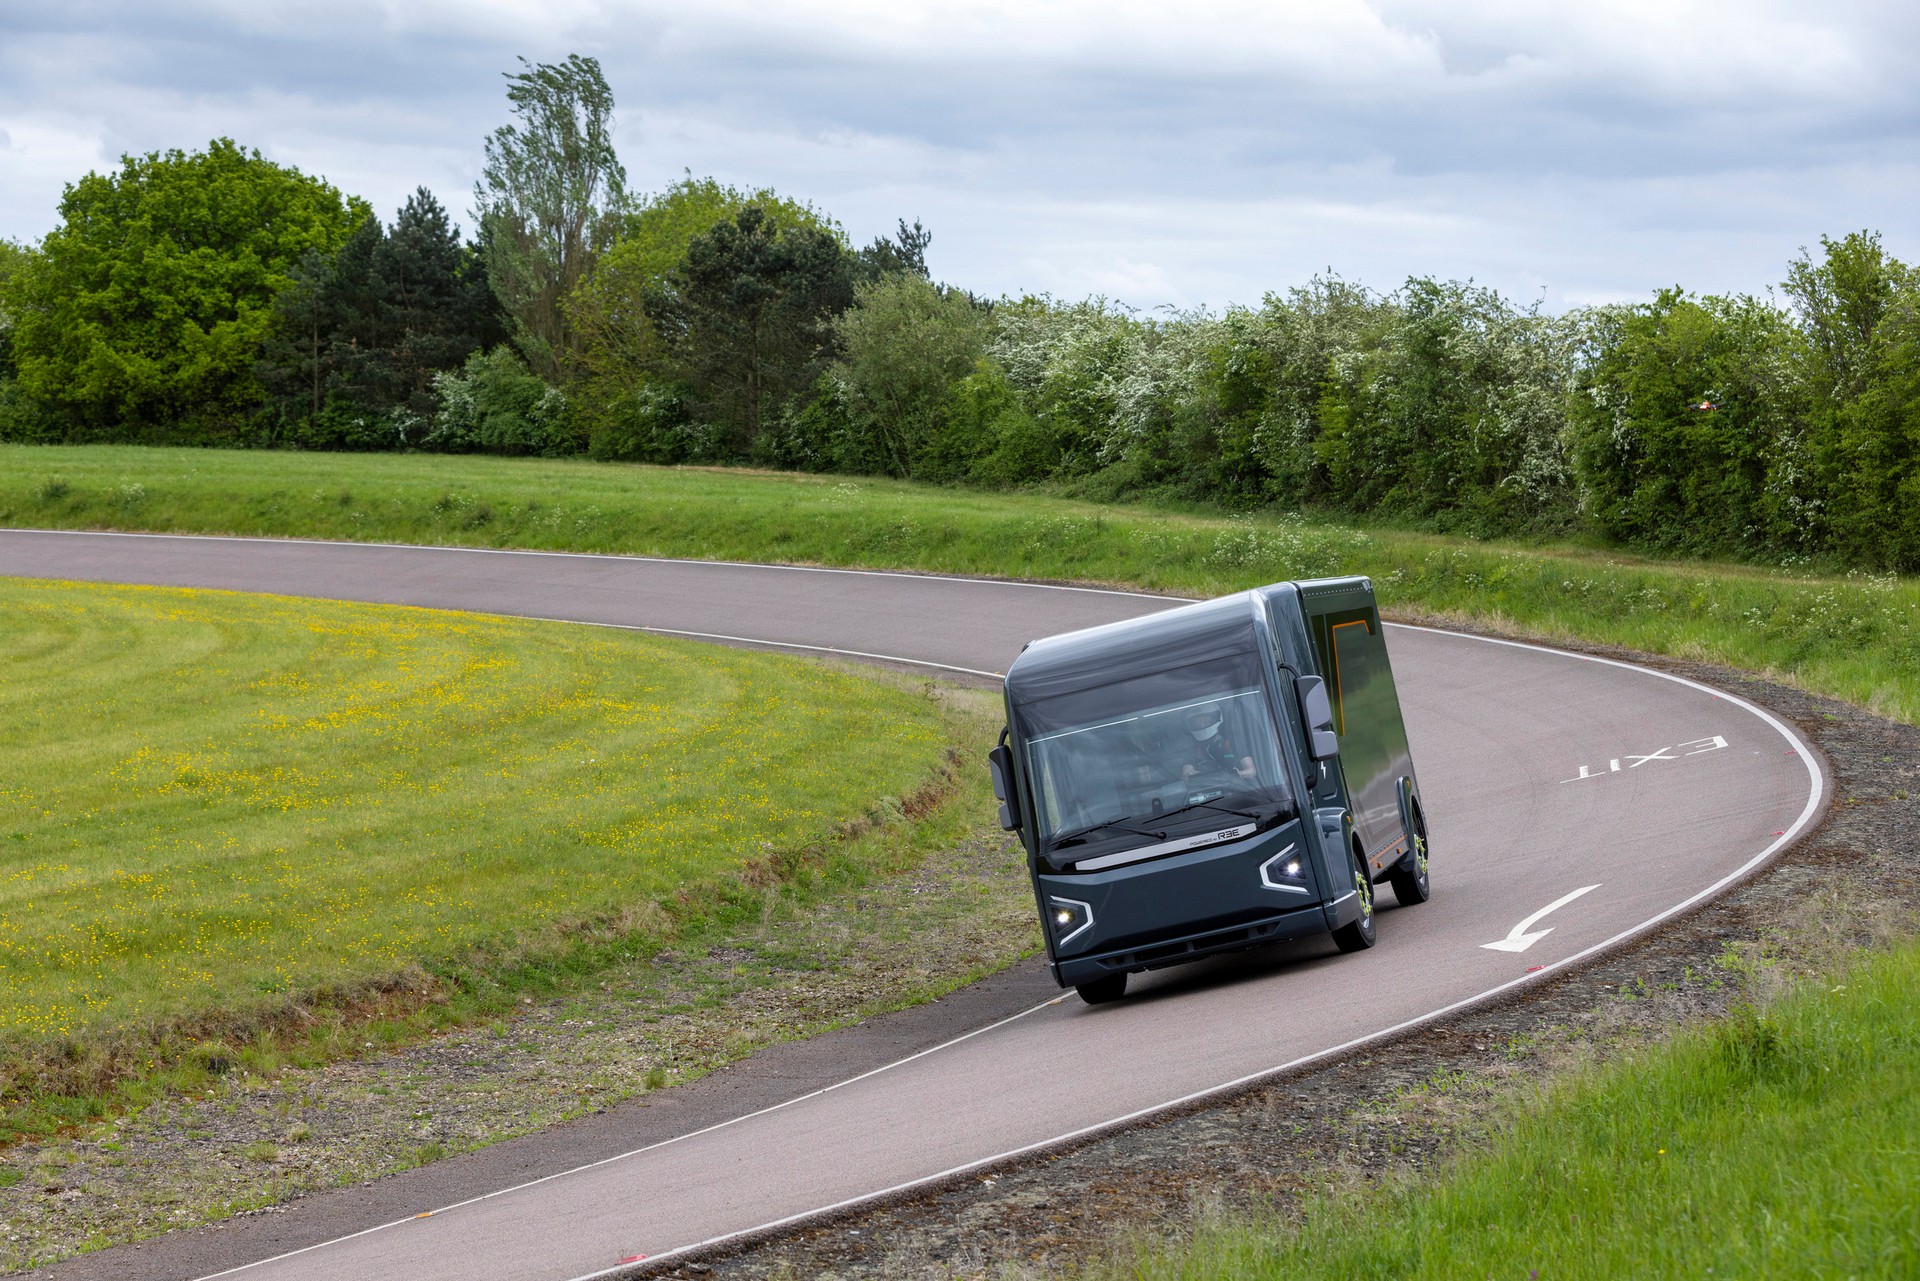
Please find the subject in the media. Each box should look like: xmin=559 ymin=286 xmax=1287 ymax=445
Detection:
xmin=0 ymin=530 xmax=1824 ymax=1281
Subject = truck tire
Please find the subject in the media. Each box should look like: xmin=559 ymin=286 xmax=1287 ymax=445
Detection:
xmin=1332 ymin=845 xmax=1377 ymax=953
xmin=1075 ymin=972 xmax=1127 ymax=1004
xmin=1389 ymin=804 xmax=1431 ymax=907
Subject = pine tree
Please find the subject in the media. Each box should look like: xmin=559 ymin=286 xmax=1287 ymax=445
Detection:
xmin=260 ymin=189 xmax=503 ymax=441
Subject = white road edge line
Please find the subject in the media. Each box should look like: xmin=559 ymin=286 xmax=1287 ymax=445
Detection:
xmin=193 ymin=995 xmax=1071 ymax=1281
xmin=0 ymin=526 xmax=1178 ymax=602
xmin=36 ymin=534 xmax=1815 ymax=1280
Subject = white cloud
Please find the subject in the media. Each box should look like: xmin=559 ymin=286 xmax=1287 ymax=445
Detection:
xmin=0 ymin=116 xmax=111 ymax=233
xmin=0 ymin=1 xmax=1914 ymax=308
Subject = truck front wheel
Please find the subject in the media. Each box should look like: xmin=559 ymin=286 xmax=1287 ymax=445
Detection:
xmin=1332 ymin=845 xmax=1377 ymax=953
xmin=1075 ymin=972 xmax=1127 ymax=1004
xmin=1390 ymin=804 xmax=1431 ymax=907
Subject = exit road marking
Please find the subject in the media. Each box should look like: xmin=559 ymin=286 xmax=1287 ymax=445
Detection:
xmin=1482 ymin=884 xmax=1601 ymax=953
xmin=1561 ymin=735 xmax=1727 ymax=783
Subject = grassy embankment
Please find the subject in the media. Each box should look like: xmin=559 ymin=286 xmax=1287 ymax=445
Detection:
xmin=0 ymin=577 xmax=978 ymax=1144
xmin=3 ymin=443 xmax=1917 ymax=722
xmin=1084 ymin=943 xmax=1920 ymax=1279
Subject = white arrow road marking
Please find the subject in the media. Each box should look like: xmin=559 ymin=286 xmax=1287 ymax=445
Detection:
xmin=1481 ymin=884 xmax=1601 ymax=953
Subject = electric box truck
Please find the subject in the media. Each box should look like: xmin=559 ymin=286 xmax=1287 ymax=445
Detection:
xmin=987 ymin=577 xmax=1430 ymax=1004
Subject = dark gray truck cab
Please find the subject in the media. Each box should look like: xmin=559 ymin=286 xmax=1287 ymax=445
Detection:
xmin=987 ymin=577 xmax=1430 ymax=1004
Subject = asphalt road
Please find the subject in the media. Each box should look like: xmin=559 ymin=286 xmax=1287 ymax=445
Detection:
xmin=0 ymin=529 xmax=1825 ymax=1281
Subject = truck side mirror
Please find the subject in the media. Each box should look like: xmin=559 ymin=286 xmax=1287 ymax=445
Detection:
xmin=1295 ymin=675 xmax=1340 ymax=761
xmin=987 ymin=742 xmax=1023 ymax=832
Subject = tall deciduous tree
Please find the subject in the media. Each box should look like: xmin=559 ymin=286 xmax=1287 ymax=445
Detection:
xmin=1784 ymin=231 xmax=1920 ymax=566
xmin=8 ymin=139 xmax=365 ymax=438
xmin=1785 ymin=231 xmax=1911 ymax=402
xmin=1568 ymin=288 xmax=1802 ymax=556
xmin=647 ymin=205 xmax=854 ymax=450
xmin=832 ymin=273 xmax=986 ymax=477
xmin=474 ymin=54 xmax=627 ymax=381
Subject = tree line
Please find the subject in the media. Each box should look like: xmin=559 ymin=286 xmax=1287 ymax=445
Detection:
xmin=0 ymin=55 xmax=1916 ymax=571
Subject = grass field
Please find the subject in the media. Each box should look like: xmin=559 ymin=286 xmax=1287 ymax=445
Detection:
xmin=1082 ymin=940 xmax=1920 ymax=1280
xmin=0 ymin=577 xmax=958 ymax=1141
xmin=3 ymin=444 xmax=1917 ymax=724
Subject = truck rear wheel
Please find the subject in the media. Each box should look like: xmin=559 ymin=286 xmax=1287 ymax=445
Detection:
xmin=1332 ymin=845 xmax=1377 ymax=953
xmin=1390 ymin=804 xmax=1431 ymax=907
xmin=1075 ymin=972 xmax=1127 ymax=1004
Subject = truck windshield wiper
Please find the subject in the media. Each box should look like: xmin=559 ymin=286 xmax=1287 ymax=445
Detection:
xmin=1154 ymin=797 xmax=1271 ymax=826
xmin=1048 ymin=817 xmax=1165 ymax=850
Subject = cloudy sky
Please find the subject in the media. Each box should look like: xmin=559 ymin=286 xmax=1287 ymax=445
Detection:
xmin=1 ymin=1 xmax=1915 ymax=311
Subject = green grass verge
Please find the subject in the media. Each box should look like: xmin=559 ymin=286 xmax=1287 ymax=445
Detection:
xmin=0 ymin=577 xmax=957 ymax=1142
xmin=1084 ymin=941 xmax=1920 ymax=1279
xmin=3 ymin=444 xmax=1916 ymax=723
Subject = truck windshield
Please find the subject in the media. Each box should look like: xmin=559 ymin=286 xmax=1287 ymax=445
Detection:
xmin=1020 ymin=652 xmax=1293 ymax=853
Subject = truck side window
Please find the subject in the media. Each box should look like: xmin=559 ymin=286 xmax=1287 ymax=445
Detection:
xmin=1311 ymin=607 xmax=1382 ymax=738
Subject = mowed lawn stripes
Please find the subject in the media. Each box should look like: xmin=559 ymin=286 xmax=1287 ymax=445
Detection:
xmin=0 ymin=579 xmax=947 ymax=1068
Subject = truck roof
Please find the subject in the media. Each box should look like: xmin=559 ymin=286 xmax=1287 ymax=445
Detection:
xmin=1003 ymin=576 xmax=1372 ymax=702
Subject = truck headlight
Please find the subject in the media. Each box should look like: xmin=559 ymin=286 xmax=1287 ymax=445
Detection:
xmin=1259 ymin=843 xmax=1311 ymax=895
xmin=1046 ymin=896 xmax=1094 ymax=947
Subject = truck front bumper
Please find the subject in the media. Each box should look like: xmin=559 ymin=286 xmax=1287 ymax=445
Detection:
xmin=1036 ymin=819 xmax=1334 ymax=989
